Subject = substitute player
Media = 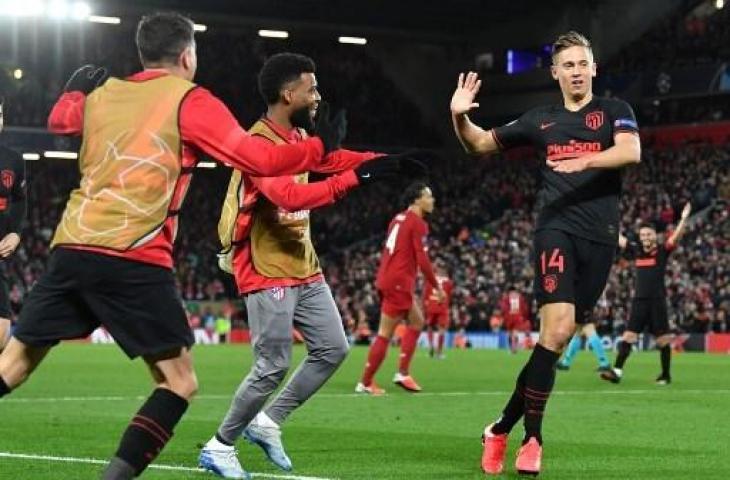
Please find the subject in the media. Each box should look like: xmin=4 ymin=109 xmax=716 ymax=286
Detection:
xmin=356 ymin=182 xmax=443 ymax=395
xmin=199 ymin=52 xmax=427 ymax=478
xmin=0 ymin=98 xmax=26 ymax=352
xmin=451 ymin=31 xmax=641 ymax=475
xmin=601 ymin=202 xmax=691 ymax=385
xmin=0 ymin=12 xmax=345 ymax=480
xmin=499 ymin=285 xmax=532 ymax=354
xmin=424 ymin=263 xmax=453 ymax=359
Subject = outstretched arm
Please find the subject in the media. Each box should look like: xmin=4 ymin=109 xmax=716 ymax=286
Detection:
xmin=667 ymin=202 xmax=691 ymax=248
xmin=252 ymin=172 xmax=359 ymax=212
xmin=450 ymin=72 xmax=500 ymax=155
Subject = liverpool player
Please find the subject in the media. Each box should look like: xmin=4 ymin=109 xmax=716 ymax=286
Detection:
xmin=0 ymin=12 xmax=346 ymax=480
xmin=601 ymin=202 xmax=691 ymax=385
xmin=356 ymin=182 xmax=443 ymax=395
xmin=199 ymin=53 xmax=426 ymax=478
xmin=451 ymin=31 xmax=641 ymax=475
xmin=424 ymin=263 xmax=453 ymax=359
xmin=499 ymin=285 xmax=532 ymax=354
xmin=0 ymin=98 xmax=26 ymax=352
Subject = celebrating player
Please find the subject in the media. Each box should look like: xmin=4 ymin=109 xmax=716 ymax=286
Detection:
xmin=356 ymin=182 xmax=442 ymax=395
xmin=198 ymin=52 xmax=427 ymax=478
xmin=601 ymin=202 xmax=691 ymax=385
xmin=0 ymin=12 xmax=346 ymax=480
xmin=451 ymin=31 xmax=641 ymax=475
xmin=0 ymin=98 xmax=26 ymax=352
xmin=424 ymin=263 xmax=454 ymax=359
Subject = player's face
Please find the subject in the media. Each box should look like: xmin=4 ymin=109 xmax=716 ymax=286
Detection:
xmin=639 ymin=227 xmax=657 ymax=250
xmin=551 ymin=46 xmax=596 ymax=100
xmin=417 ymin=187 xmax=435 ymax=214
xmin=286 ymin=73 xmax=321 ymax=132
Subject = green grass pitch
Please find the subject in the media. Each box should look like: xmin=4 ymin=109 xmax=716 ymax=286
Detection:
xmin=1 ymin=343 xmax=728 ymax=479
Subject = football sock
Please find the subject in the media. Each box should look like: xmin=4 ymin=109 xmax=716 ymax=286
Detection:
xmin=522 ymin=343 xmax=559 ymax=445
xmin=110 ymin=388 xmax=188 ymax=476
xmin=660 ymin=344 xmax=671 ymax=377
xmin=361 ymin=335 xmax=389 ymax=385
xmin=214 ymin=432 xmax=234 ymax=447
xmin=101 ymin=457 xmax=136 ymax=480
xmin=615 ymin=340 xmax=632 ymax=369
xmin=398 ymin=327 xmax=421 ymax=375
xmin=0 ymin=376 xmax=9 ymax=397
xmin=587 ymin=332 xmax=610 ymax=368
xmin=561 ymin=334 xmax=581 ymax=366
xmin=437 ymin=332 xmax=445 ymax=354
xmin=426 ymin=329 xmax=434 ymax=350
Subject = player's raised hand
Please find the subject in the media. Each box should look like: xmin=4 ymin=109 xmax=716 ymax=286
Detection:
xmin=680 ymin=202 xmax=691 ymax=219
xmin=450 ymin=72 xmax=482 ymax=116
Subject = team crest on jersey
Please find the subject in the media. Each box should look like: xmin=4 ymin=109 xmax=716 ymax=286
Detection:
xmin=543 ymin=274 xmax=558 ymax=294
xmin=1 ymin=170 xmax=14 ymax=189
xmin=269 ymin=287 xmax=285 ymax=301
xmin=585 ymin=111 xmax=604 ymax=131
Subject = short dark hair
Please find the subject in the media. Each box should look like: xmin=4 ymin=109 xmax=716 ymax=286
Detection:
xmin=258 ymin=53 xmax=316 ymax=105
xmin=136 ymin=12 xmax=195 ymax=66
xmin=638 ymin=222 xmax=656 ymax=232
xmin=402 ymin=182 xmax=430 ymax=207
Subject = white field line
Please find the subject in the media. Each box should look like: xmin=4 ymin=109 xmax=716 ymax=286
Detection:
xmin=3 ymin=388 xmax=730 ymax=404
xmin=0 ymin=451 xmax=337 ymax=480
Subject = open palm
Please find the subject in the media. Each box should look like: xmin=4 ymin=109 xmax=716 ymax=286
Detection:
xmin=450 ymin=71 xmax=482 ymax=115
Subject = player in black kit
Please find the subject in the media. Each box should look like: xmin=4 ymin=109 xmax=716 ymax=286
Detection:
xmin=451 ymin=31 xmax=641 ymax=475
xmin=0 ymin=98 xmax=27 ymax=352
xmin=601 ymin=202 xmax=691 ymax=386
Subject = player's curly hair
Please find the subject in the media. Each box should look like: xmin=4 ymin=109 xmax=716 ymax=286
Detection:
xmin=258 ymin=53 xmax=316 ymax=105
xmin=402 ymin=181 xmax=430 ymax=207
xmin=551 ymin=31 xmax=592 ymax=63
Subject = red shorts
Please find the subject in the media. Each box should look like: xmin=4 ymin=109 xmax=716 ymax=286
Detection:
xmin=379 ymin=288 xmax=413 ymax=318
xmin=505 ymin=316 xmax=531 ymax=332
xmin=426 ymin=311 xmax=449 ymax=328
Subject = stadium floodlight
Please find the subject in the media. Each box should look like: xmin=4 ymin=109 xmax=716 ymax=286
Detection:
xmin=22 ymin=153 xmax=40 ymax=161
xmin=88 ymin=15 xmax=120 ymax=24
xmin=716 ymin=0 xmax=724 ymax=9
xmin=0 ymin=0 xmax=45 ymax=16
xmin=338 ymin=36 xmax=367 ymax=45
xmin=70 ymin=1 xmax=90 ymax=19
xmin=197 ymin=161 xmax=217 ymax=168
xmin=258 ymin=29 xmax=289 ymax=39
xmin=44 ymin=150 xmax=78 ymax=159
xmin=13 ymin=68 xmax=23 ymax=80
xmin=193 ymin=23 xmax=207 ymax=32
xmin=47 ymin=0 xmax=68 ymax=18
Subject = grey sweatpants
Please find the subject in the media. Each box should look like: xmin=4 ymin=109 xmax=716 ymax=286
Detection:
xmin=217 ymin=281 xmax=349 ymax=443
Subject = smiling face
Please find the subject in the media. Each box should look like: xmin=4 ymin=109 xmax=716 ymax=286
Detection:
xmin=551 ymin=45 xmax=596 ymax=103
xmin=285 ymin=72 xmax=321 ymax=131
xmin=639 ymin=226 xmax=658 ymax=251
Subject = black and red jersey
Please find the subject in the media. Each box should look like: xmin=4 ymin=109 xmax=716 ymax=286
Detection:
xmin=624 ymin=240 xmax=675 ymax=298
xmin=493 ymin=96 xmax=638 ymax=245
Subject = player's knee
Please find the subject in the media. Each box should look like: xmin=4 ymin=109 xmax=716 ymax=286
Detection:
xmin=622 ymin=332 xmax=638 ymax=343
xmin=329 ymin=341 xmax=350 ymax=365
xmin=166 ymin=372 xmax=198 ymax=400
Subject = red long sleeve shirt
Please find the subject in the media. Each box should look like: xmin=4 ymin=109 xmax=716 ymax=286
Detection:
xmin=47 ymin=70 xmax=326 ymax=268
xmin=232 ymin=117 xmax=378 ymax=294
xmin=423 ymin=275 xmax=454 ymax=314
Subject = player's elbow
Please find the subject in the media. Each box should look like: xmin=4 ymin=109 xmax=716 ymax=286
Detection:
xmin=625 ymin=143 xmax=641 ymax=165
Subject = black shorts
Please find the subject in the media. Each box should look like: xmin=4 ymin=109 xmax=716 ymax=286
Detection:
xmin=627 ymin=298 xmax=669 ymax=336
xmin=0 ymin=263 xmax=11 ymax=319
xmin=14 ymin=248 xmax=193 ymax=359
xmin=533 ymin=229 xmax=615 ymax=324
